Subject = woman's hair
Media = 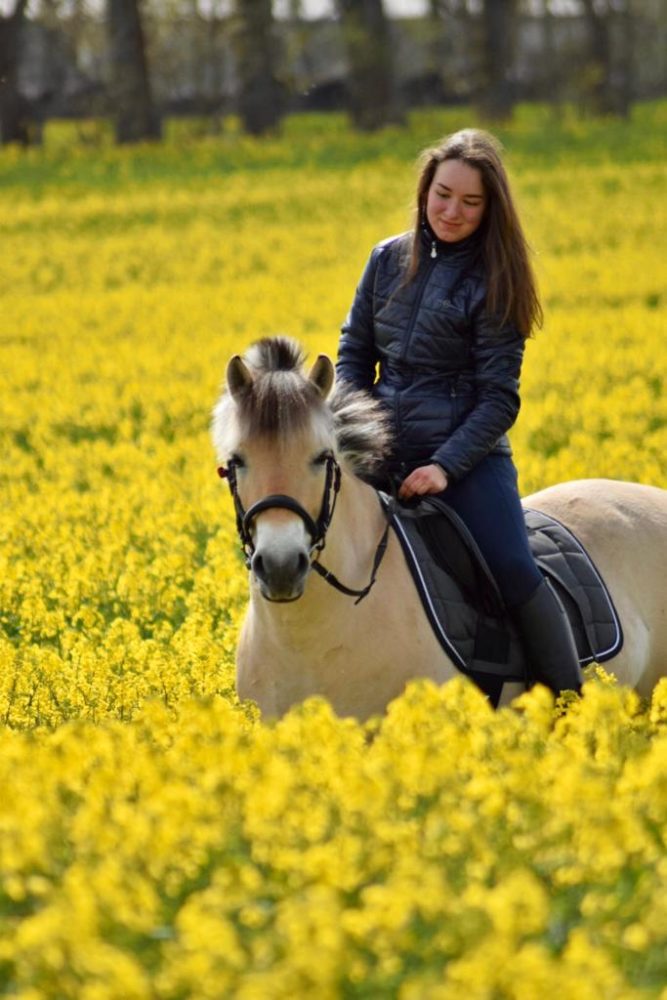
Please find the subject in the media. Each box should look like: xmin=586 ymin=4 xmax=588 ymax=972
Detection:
xmin=406 ymin=128 xmax=542 ymax=338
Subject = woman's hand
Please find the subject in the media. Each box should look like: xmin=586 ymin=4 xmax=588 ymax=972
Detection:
xmin=398 ymin=464 xmax=448 ymax=500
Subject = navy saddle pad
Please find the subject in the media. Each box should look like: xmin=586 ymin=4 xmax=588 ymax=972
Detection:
xmin=381 ymin=494 xmax=623 ymax=688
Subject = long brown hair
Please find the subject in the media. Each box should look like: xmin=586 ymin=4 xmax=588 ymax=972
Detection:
xmin=406 ymin=129 xmax=542 ymax=338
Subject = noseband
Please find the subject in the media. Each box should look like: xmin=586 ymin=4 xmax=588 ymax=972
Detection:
xmin=217 ymin=453 xmax=389 ymax=604
xmin=219 ymin=453 xmax=341 ymax=562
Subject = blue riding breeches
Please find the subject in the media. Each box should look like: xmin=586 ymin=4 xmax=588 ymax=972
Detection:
xmin=431 ymin=454 xmax=543 ymax=609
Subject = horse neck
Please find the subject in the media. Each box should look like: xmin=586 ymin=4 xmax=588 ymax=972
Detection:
xmin=319 ymin=468 xmax=386 ymax=584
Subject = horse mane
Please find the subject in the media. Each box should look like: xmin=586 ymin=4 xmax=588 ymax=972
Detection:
xmin=212 ymin=336 xmax=391 ymax=477
xmin=329 ymin=380 xmax=390 ymax=476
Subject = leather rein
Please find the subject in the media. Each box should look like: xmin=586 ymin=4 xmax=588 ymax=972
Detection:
xmin=217 ymin=453 xmax=389 ymax=604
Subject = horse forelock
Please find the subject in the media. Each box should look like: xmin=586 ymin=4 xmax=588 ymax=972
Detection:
xmin=237 ymin=369 xmax=327 ymax=440
xmin=212 ymin=338 xmax=392 ymax=475
xmin=211 ymin=371 xmax=327 ymax=459
xmin=244 ymin=336 xmax=306 ymax=377
xmin=235 ymin=336 xmax=328 ymax=439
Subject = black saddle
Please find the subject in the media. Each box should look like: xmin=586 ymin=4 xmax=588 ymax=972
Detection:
xmin=381 ymin=494 xmax=623 ymax=703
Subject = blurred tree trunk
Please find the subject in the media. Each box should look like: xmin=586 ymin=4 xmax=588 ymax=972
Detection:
xmin=425 ymin=0 xmax=448 ymax=100
xmin=337 ymin=0 xmax=405 ymax=131
xmin=582 ymin=0 xmax=633 ymax=116
xmin=542 ymin=0 xmax=561 ymax=115
xmin=581 ymin=0 xmax=613 ymax=112
xmin=234 ymin=0 xmax=284 ymax=135
xmin=479 ymin=0 xmax=516 ymax=121
xmin=107 ymin=0 xmax=161 ymax=143
xmin=427 ymin=0 xmax=446 ymax=72
xmin=614 ymin=0 xmax=634 ymax=117
xmin=0 ymin=0 xmax=29 ymax=145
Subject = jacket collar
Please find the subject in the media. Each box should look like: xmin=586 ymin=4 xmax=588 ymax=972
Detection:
xmin=420 ymin=218 xmax=484 ymax=264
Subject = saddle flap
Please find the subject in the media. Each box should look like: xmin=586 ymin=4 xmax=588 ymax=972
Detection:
xmin=381 ymin=493 xmax=623 ymax=700
xmin=382 ymin=494 xmax=526 ymax=685
xmin=524 ymin=508 xmax=624 ymax=664
xmin=386 ymin=495 xmax=506 ymax=619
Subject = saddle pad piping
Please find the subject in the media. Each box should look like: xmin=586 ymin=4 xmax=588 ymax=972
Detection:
xmin=524 ymin=507 xmax=624 ymax=662
xmin=389 ymin=516 xmax=468 ymax=671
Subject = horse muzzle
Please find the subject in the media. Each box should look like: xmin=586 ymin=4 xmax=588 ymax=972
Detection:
xmin=251 ymin=520 xmax=312 ymax=602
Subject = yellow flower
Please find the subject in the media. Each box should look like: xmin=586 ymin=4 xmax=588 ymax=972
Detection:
xmin=1 ymin=104 xmax=666 ymax=997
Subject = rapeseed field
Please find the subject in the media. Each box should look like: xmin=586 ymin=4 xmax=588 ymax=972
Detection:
xmin=1 ymin=104 xmax=666 ymax=997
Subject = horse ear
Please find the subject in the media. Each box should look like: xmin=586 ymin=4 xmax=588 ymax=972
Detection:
xmin=226 ymin=355 xmax=254 ymax=399
xmin=308 ymin=355 xmax=334 ymax=399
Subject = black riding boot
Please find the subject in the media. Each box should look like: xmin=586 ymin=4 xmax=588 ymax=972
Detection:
xmin=513 ymin=578 xmax=583 ymax=694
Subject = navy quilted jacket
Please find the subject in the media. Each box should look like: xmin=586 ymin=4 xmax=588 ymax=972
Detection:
xmin=336 ymin=226 xmax=526 ymax=483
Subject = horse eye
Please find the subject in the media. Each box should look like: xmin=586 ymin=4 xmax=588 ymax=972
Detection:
xmin=231 ymin=453 xmax=246 ymax=469
xmin=312 ymin=450 xmax=331 ymax=467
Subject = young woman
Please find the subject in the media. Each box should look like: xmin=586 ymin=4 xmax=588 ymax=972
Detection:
xmin=336 ymin=128 xmax=582 ymax=694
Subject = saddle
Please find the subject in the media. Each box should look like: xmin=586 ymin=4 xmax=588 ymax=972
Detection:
xmin=381 ymin=494 xmax=623 ymax=703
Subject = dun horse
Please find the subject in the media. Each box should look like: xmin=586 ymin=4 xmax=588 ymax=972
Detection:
xmin=212 ymin=337 xmax=667 ymax=720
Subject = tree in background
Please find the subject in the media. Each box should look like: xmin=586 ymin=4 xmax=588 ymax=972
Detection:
xmin=5 ymin=0 xmax=660 ymax=143
xmin=422 ymin=0 xmax=477 ymax=105
xmin=233 ymin=0 xmax=285 ymax=135
xmin=107 ymin=0 xmax=161 ymax=142
xmin=0 ymin=0 xmax=29 ymax=144
xmin=336 ymin=0 xmax=405 ymax=131
xmin=581 ymin=0 xmax=634 ymax=115
xmin=480 ymin=0 xmax=516 ymax=120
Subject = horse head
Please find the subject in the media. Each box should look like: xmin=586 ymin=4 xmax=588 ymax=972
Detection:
xmin=211 ymin=337 xmax=390 ymax=602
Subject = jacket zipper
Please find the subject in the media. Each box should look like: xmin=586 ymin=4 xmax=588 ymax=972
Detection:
xmin=399 ymin=244 xmax=438 ymax=364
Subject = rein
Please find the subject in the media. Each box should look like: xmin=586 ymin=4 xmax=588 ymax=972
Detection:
xmin=217 ymin=453 xmax=389 ymax=604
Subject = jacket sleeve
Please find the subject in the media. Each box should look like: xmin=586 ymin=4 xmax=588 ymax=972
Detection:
xmin=432 ymin=305 xmax=526 ymax=482
xmin=335 ymin=248 xmax=381 ymax=392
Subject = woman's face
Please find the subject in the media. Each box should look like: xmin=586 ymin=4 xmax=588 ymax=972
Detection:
xmin=425 ymin=158 xmax=486 ymax=243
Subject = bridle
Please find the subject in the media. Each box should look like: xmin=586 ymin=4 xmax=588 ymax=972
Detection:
xmin=217 ymin=452 xmax=389 ymax=604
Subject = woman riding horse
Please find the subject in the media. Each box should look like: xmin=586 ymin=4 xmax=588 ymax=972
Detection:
xmin=213 ymin=337 xmax=667 ymax=719
xmin=336 ymin=128 xmax=582 ymax=696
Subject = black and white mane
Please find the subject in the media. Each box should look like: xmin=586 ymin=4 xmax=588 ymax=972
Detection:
xmin=212 ymin=336 xmax=390 ymax=477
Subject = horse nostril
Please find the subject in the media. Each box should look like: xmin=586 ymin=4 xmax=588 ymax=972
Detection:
xmin=251 ymin=545 xmax=311 ymax=600
xmin=253 ymin=549 xmax=308 ymax=583
xmin=252 ymin=552 xmax=266 ymax=582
